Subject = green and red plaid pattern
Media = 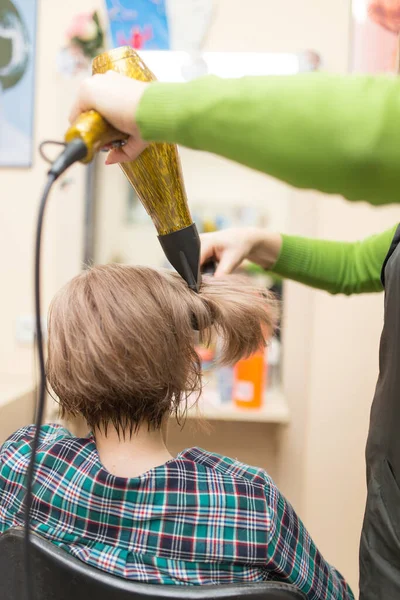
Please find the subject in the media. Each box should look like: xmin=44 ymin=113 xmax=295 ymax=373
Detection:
xmin=0 ymin=425 xmax=353 ymax=599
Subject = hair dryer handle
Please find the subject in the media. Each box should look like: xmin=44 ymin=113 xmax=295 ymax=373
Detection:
xmin=65 ymin=110 xmax=128 ymax=163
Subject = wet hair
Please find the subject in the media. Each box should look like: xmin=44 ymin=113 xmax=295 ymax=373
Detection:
xmin=47 ymin=264 xmax=278 ymax=435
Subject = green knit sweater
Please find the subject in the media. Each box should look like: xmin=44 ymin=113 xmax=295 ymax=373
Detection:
xmin=136 ymin=73 xmax=400 ymax=294
xmin=271 ymin=226 xmax=396 ymax=295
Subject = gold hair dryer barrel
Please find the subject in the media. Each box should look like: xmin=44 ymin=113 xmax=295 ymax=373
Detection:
xmin=65 ymin=46 xmax=201 ymax=290
xmin=65 ymin=110 xmax=127 ymax=163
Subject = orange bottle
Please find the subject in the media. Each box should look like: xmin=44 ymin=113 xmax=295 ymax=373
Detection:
xmin=233 ymin=347 xmax=267 ymax=410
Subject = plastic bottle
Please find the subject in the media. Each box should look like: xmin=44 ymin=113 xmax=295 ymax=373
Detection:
xmin=217 ymin=365 xmax=234 ymax=404
xmin=233 ymin=346 xmax=267 ymax=410
xmin=215 ymin=337 xmax=234 ymax=404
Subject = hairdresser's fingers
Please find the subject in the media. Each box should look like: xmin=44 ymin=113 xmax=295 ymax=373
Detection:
xmin=105 ymin=137 xmax=148 ymax=165
xmin=215 ymin=249 xmax=243 ymax=276
xmin=69 ymin=73 xmax=122 ymax=123
xmin=105 ymin=148 xmax=130 ymax=165
xmin=69 ymin=75 xmax=99 ymax=123
xmin=200 ymin=230 xmax=247 ymax=275
xmin=69 ymin=72 xmax=148 ymax=136
xmin=199 ymin=233 xmax=218 ymax=266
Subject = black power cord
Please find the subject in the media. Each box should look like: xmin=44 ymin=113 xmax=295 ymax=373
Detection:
xmin=24 ymin=173 xmax=56 ymax=600
xmin=24 ymin=139 xmax=87 ymax=600
xmin=38 ymin=140 xmax=67 ymax=165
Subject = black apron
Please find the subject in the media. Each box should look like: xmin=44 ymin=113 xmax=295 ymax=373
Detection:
xmin=359 ymin=225 xmax=400 ymax=599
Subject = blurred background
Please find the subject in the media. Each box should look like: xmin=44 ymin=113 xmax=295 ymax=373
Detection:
xmin=1 ymin=0 xmax=400 ymax=594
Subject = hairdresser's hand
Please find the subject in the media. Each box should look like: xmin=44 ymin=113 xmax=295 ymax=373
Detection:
xmin=69 ymin=71 xmax=150 ymax=164
xmin=200 ymin=228 xmax=282 ymax=276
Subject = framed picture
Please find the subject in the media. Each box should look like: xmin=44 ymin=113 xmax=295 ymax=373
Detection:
xmin=105 ymin=0 xmax=170 ymax=50
xmin=351 ymin=0 xmax=400 ymax=73
xmin=0 ymin=0 xmax=36 ymax=167
xmin=0 ymin=0 xmax=37 ymax=168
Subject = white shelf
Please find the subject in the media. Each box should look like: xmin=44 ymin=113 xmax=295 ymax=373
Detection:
xmin=185 ymin=386 xmax=290 ymax=424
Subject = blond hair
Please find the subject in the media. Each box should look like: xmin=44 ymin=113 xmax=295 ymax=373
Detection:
xmin=47 ymin=265 xmax=278 ymax=435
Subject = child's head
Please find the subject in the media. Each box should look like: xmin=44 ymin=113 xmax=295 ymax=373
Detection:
xmin=47 ymin=265 xmax=278 ymax=435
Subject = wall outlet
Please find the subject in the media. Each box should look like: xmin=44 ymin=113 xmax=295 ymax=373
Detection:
xmin=16 ymin=315 xmax=47 ymax=345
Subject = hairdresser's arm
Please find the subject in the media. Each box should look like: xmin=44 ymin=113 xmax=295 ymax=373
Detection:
xmin=136 ymin=73 xmax=400 ymax=205
xmin=200 ymin=225 xmax=396 ymax=295
xmin=271 ymin=225 xmax=396 ymax=295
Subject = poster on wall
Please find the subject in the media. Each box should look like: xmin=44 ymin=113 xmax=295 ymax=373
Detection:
xmin=0 ymin=0 xmax=37 ymax=167
xmin=352 ymin=0 xmax=400 ymax=72
xmin=105 ymin=0 xmax=170 ymax=50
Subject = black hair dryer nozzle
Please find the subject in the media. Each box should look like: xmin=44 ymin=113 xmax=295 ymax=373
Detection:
xmin=158 ymin=224 xmax=201 ymax=292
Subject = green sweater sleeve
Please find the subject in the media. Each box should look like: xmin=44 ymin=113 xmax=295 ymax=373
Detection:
xmin=270 ymin=225 xmax=397 ymax=295
xmin=137 ymin=73 xmax=400 ymax=205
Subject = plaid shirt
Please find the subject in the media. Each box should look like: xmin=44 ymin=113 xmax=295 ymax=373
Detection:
xmin=0 ymin=425 xmax=353 ymax=599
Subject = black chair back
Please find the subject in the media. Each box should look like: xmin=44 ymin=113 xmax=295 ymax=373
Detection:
xmin=0 ymin=528 xmax=306 ymax=600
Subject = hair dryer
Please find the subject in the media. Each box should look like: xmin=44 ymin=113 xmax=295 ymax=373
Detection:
xmin=63 ymin=46 xmax=201 ymax=291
